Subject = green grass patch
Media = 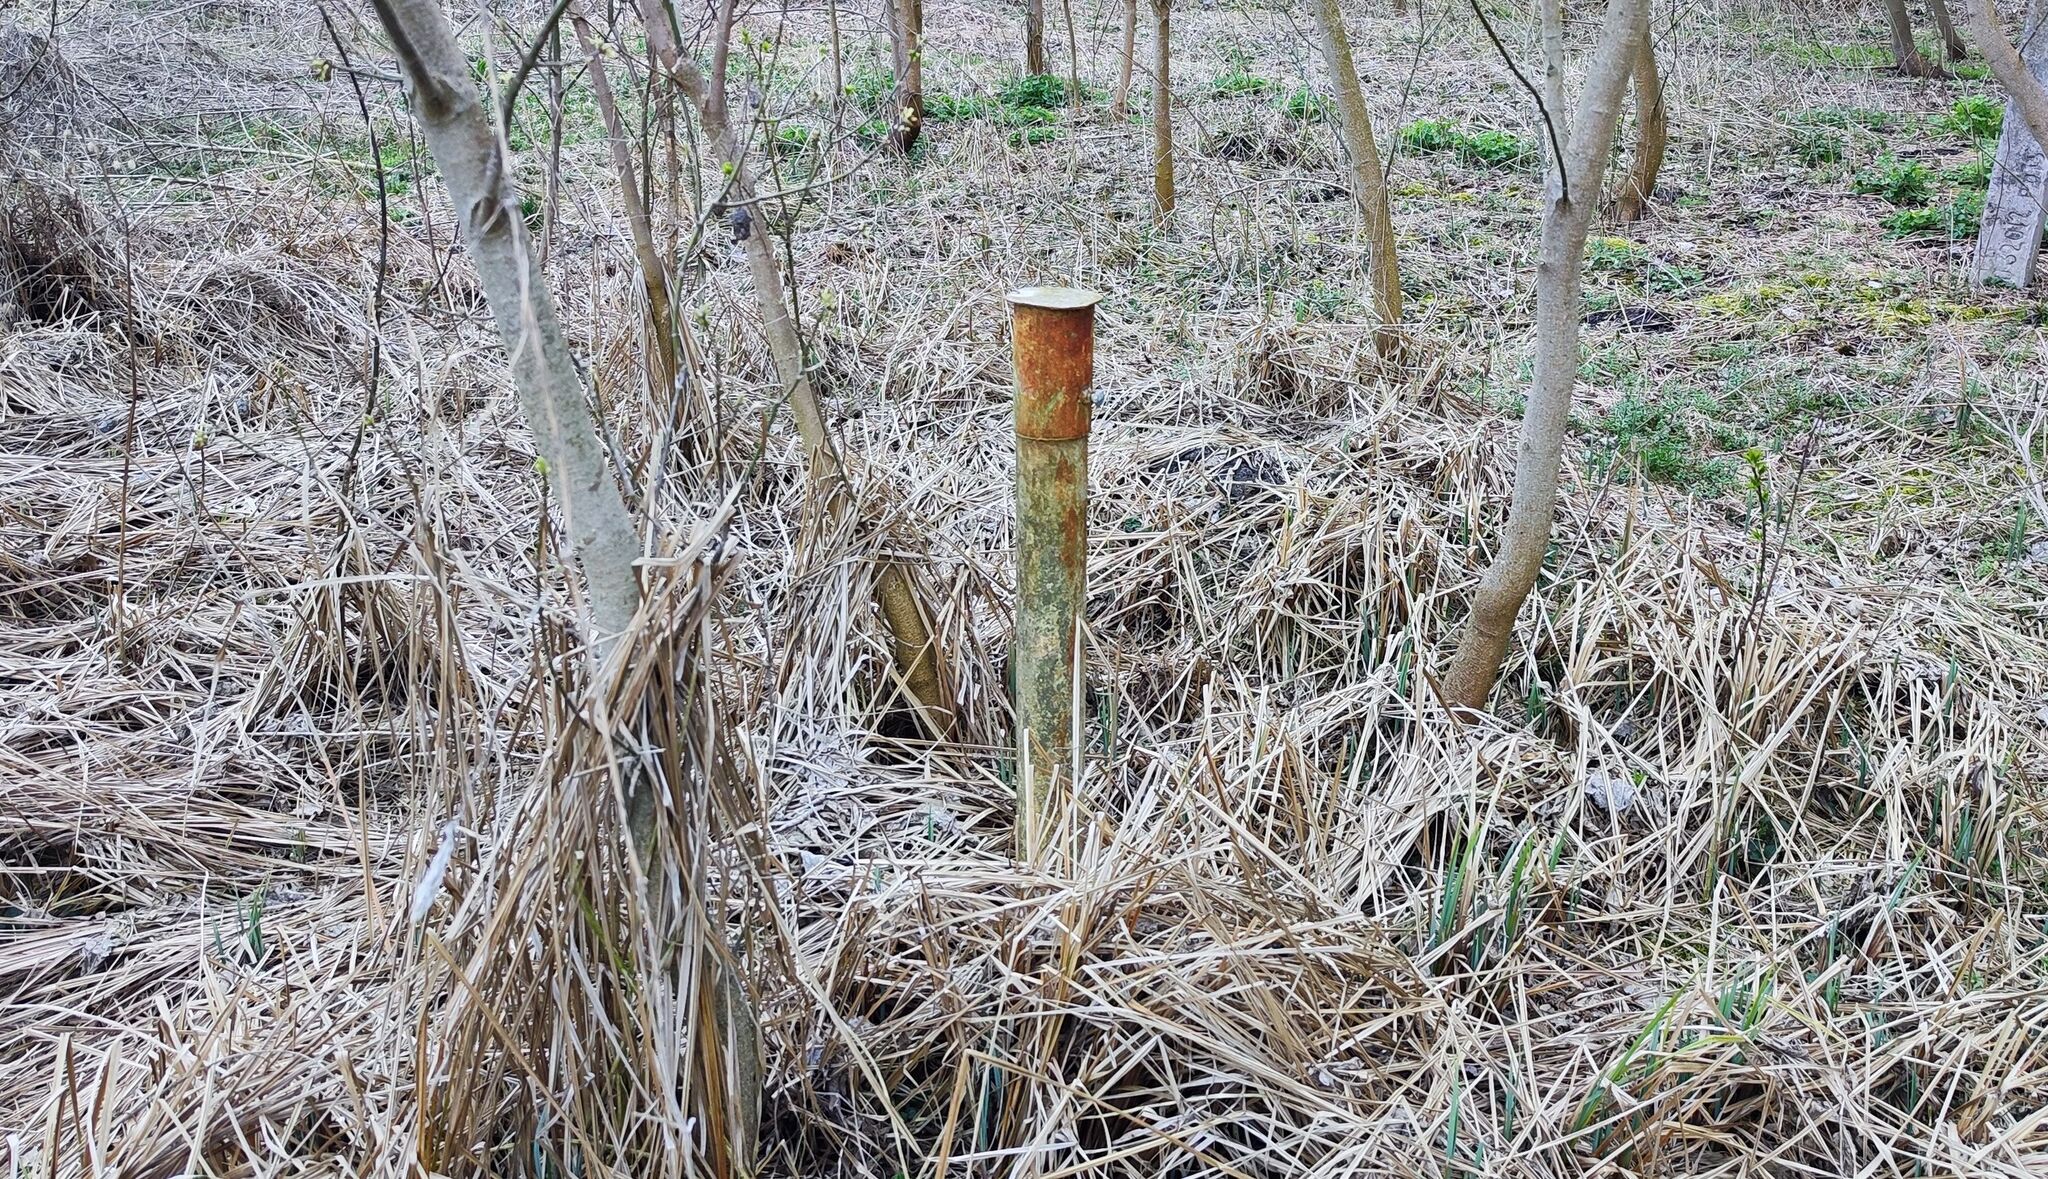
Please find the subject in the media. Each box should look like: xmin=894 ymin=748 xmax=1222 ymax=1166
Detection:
xmin=1210 ymin=66 xmax=1274 ymax=97
xmin=1854 ymin=157 xmax=1934 ymax=207
xmin=1882 ymin=191 xmax=1985 ymax=239
xmin=1584 ymin=385 xmax=1743 ymax=495
xmin=1000 ymin=73 xmax=1069 ymax=109
xmin=1401 ymin=119 xmax=1535 ymax=169
xmin=1281 ymin=86 xmax=1333 ymax=123
xmin=1939 ymin=95 xmax=2003 ymax=140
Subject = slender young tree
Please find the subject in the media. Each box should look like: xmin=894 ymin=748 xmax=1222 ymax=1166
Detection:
xmin=1886 ymin=0 xmax=1946 ymax=76
xmin=1931 ymin=0 xmax=1970 ymax=60
xmin=1027 ymin=0 xmax=1047 ymax=73
xmin=572 ymin=16 xmax=683 ymax=425
xmin=1613 ymin=27 xmax=1666 ymax=222
xmin=1061 ymin=0 xmax=1082 ymax=109
xmin=886 ymin=0 xmax=924 ymax=153
xmin=360 ymin=5 xmax=758 ymax=1174
xmin=631 ymin=0 xmax=953 ymax=730
xmin=1309 ymin=0 xmax=1403 ymax=353
xmin=1112 ymin=0 xmax=1137 ymax=117
xmin=1152 ymin=0 xmax=1175 ymax=216
xmin=1441 ymin=0 xmax=1650 ymax=710
xmin=364 ymin=0 xmax=639 ymax=652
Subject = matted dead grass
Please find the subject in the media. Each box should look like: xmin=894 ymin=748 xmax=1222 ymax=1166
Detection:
xmin=4 ymin=1 xmax=2047 ymax=1177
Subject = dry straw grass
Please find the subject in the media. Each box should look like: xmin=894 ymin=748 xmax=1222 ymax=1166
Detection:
xmin=4 ymin=1 xmax=2048 ymax=1177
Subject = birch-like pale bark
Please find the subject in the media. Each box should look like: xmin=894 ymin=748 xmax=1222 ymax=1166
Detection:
xmin=1968 ymin=0 xmax=2048 ymax=150
xmin=1613 ymin=29 xmax=1666 ymax=222
xmin=1887 ymin=0 xmax=1944 ymax=75
xmin=1441 ymin=0 xmax=1649 ymax=711
xmin=1111 ymin=0 xmax=1137 ymax=117
xmin=366 ymin=0 xmax=641 ymax=651
xmin=1308 ymin=0 xmax=1403 ymax=352
xmin=1152 ymin=0 xmax=1175 ymax=216
xmin=634 ymin=0 xmax=951 ymax=729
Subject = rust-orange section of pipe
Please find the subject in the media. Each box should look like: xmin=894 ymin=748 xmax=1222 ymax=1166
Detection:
xmin=1009 ymin=286 xmax=1099 ymax=441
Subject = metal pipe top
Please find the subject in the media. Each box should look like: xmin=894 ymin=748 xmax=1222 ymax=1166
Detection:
xmin=1007 ymin=286 xmax=1102 ymax=311
xmin=1008 ymin=287 xmax=1100 ymax=442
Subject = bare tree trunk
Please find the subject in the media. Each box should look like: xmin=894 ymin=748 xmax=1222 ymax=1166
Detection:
xmin=1931 ymin=0 xmax=1970 ymax=60
xmin=1613 ymin=28 xmax=1666 ymax=222
xmin=886 ymin=0 xmax=924 ymax=153
xmin=365 ymin=0 xmax=641 ymax=652
xmin=634 ymin=0 xmax=953 ymax=729
xmin=1887 ymin=0 xmax=1945 ymax=75
xmin=361 ymin=7 xmax=757 ymax=1176
xmin=1969 ymin=0 xmax=2048 ymax=148
xmin=573 ymin=17 xmax=682 ymax=421
xmin=827 ymin=0 xmax=845 ymax=105
xmin=1441 ymin=0 xmax=1649 ymax=711
xmin=1027 ymin=0 xmax=1047 ymax=73
xmin=1308 ymin=0 xmax=1403 ymax=353
xmin=1062 ymin=0 xmax=1082 ymax=109
xmin=1111 ymin=0 xmax=1136 ymax=117
xmin=1152 ymin=0 xmax=1174 ymax=216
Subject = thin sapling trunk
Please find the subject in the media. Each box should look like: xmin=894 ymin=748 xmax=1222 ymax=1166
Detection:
xmin=887 ymin=0 xmax=925 ymax=153
xmin=1613 ymin=28 xmax=1666 ymax=222
xmin=1887 ymin=0 xmax=1946 ymax=76
xmin=1931 ymin=0 xmax=1970 ymax=60
xmin=634 ymin=0 xmax=953 ymax=730
xmin=366 ymin=0 xmax=641 ymax=651
xmin=1112 ymin=0 xmax=1136 ymax=117
xmin=1152 ymin=0 xmax=1175 ymax=216
xmin=1441 ymin=0 xmax=1650 ymax=711
xmin=1027 ymin=0 xmax=1047 ymax=73
xmin=1309 ymin=0 xmax=1404 ymax=353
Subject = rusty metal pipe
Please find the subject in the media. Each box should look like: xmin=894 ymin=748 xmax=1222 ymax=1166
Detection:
xmin=1008 ymin=286 xmax=1099 ymax=861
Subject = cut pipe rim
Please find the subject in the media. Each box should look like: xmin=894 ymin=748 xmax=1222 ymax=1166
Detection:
xmin=1007 ymin=285 xmax=1103 ymax=310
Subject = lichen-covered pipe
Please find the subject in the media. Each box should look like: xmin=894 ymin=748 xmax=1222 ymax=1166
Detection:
xmin=1008 ymin=286 xmax=1099 ymax=860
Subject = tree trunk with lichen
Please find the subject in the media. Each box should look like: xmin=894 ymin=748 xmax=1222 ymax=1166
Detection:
xmin=1026 ymin=0 xmax=1047 ymax=73
xmin=1309 ymin=0 xmax=1403 ymax=353
xmin=365 ymin=0 xmax=641 ymax=653
xmin=1613 ymin=30 xmax=1666 ymax=222
xmin=1441 ymin=0 xmax=1650 ymax=711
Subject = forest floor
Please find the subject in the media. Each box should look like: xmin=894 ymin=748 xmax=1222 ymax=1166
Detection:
xmin=5 ymin=0 xmax=2048 ymax=1176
